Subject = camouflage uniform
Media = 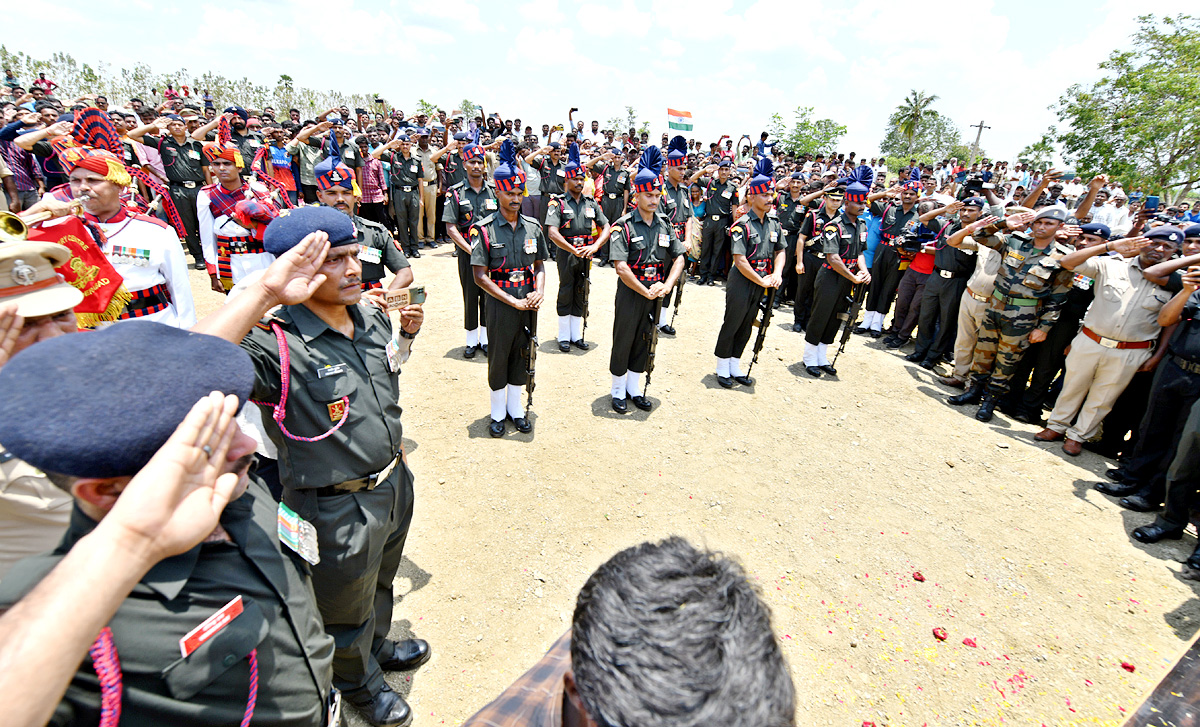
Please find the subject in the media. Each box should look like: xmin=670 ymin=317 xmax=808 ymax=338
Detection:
xmin=968 ymin=229 xmax=1073 ymax=394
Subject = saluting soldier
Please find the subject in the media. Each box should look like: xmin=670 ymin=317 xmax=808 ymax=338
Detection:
xmin=695 ymin=159 xmax=737 ymax=285
xmin=858 ymin=171 xmax=921 ymax=336
xmin=802 ymin=166 xmax=872 ymax=377
xmin=607 ymin=146 xmax=687 ymax=412
xmin=791 ymin=182 xmax=842 ymax=332
xmin=471 ymin=140 xmax=549 ymax=438
xmin=657 ymin=135 xmax=692 ymax=335
xmin=525 ymin=141 xmax=566 ymax=226
xmin=443 ymin=139 xmax=496 ymax=358
xmin=586 ymin=146 xmax=631 ymax=236
xmin=373 ymin=132 xmax=424 ymax=258
xmin=195 ymin=207 xmax=429 ymax=727
xmin=714 ymin=158 xmax=785 ymax=388
xmin=0 ymin=322 xmax=337 ymax=727
xmin=545 ymin=143 xmax=612 ymax=352
xmin=313 ymin=151 xmax=413 ymax=292
xmin=127 ymin=113 xmax=208 ymax=269
xmin=946 ymin=207 xmax=1075 ymax=422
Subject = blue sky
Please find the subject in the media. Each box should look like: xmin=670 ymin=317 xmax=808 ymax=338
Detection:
xmin=7 ymin=0 xmax=1192 ymax=162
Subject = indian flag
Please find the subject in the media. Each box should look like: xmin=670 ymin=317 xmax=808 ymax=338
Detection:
xmin=667 ymin=108 xmax=693 ymax=131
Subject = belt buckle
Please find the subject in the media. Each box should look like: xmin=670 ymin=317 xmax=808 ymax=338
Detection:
xmin=1098 ymin=336 xmax=1119 ymax=349
xmin=509 ymin=270 xmax=525 ymax=282
xmin=182 ymin=180 xmax=196 ymax=189
xmin=711 ymin=215 xmax=720 ymax=221
xmin=940 ymin=269 xmax=952 ymax=278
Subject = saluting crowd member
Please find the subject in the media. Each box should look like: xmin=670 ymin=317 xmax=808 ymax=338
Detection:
xmin=696 ymin=159 xmax=736 ymax=285
xmin=946 ymin=208 xmax=1075 ymax=422
xmin=802 ymin=166 xmax=871 ymax=376
xmin=658 ymin=135 xmax=692 ymax=335
xmin=374 ymin=132 xmax=424 ymax=258
xmin=858 ymin=171 xmax=921 ymax=337
xmin=714 ymin=158 xmax=785 ymax=388
xmin=194 ymin=207 xmax=428 ymax=727
xmin=607 ymin=146 xmax=687 ymax=413
xmin=545 ymin=143 xmax=611 ymax=351
xmin=471 ymin=140 xmax=548 ymax=438
xmin=198 ymin=138 xmax=279 ymax=294
xmin=313 ymin=148 xmax=413 ymax=292
xmin=790 ymin=182 xmax=843 ymax=332
xmin=443 ymin=139 xmax=497 ymax=358
xmin=126 ymin=113 xmax=208 ymax=269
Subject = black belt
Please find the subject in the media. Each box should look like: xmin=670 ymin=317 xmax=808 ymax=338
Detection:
xmin=935 ymin=267 xmax=971 ymax=280
xmin=315 ymin=453 xmax=401 ymax=496
xmin=1171 ymin=354 xmax=1200 ymax=375
xmin=169 ymin=180 xmax=201 ymax=189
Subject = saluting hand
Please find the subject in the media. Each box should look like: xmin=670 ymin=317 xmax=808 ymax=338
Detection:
xmin=1181 ymin=266 xmax=1200 ymax=292
xmin=1109 ymin=236 xmax=1150 ymax=257
xmin=0 ymin=303 xmax=23 ymax=371
xmin=260 ymin=232 xmax=330 ymax=306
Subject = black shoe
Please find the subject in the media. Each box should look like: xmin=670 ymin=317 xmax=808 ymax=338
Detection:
xmin=192 ymin=261 xmax=206 ymax=270
xmin=379 ymin=638 xmax=431 ymax=672
xmin=631 ymin=395 xmax=652 ymax=411
xmin=1187 ymin=545 xmax=1200 ymax=571
xmin=558 ymin=340 xmax=571 ymax=352
xmin=611 ymin=397 xmax=628 ymax=413
xmin=806 ymin=366 xmax=823 ymax=377
xmin=698 ymin=275 xmax=710 ymax=285
xmin=511 ymin=416 xmax=532 ymax=433
xmin=792 ymin=323 xmax=804 ymax=333
xmin=1081 ymin=440 xmax=1122 ymax=458
xmin=409 ymin=249 xmax=421 ymax=258
xmin=1011 ymin=408 xmax=1045 ymax=426
xmin=1105 ymin=467 xmax=1128 ymax=483
xmin=345 ymin=684 xmax=412 ymax=727
xmin=463 ymin=345 xmax=477 ymax=359
xmin=481 ymin=344 xmax=489 ymax=356
xmin=819 ymin=364 xmax=837 ymax=375
xmin=659 ymin=324 xmax=676 ymax=336
xmin=904 ymin=352 xmax=923 ymax=363
xmin=869 ymin=330 xmax=883 ymax=339
xmin=571 ymin=339 xmax=589 ymax=350
xmin=488 ymin=419 xmax=505 ymax=437
xmin=854 ymin=326 xmax=870 ymax=335
xmin=1131 ymin=522 xmax=1185 ymax=544
xmin=919 ymin=359 xmax=936 ymax=370
xmin=886 ymin=336 xmax=908 ymax=349
xmin=948 ymin=383 xmax=984 ymax=406
xmin=1095 ymin=481 xmax=1140 ymax=497
xmin=1119 ymin=494 xmax=1162 ymax=512
xmin=716 ymin=376 xmax=734 ymax=388
xmin=975 ymin=393 xmax=997 ymax=422
xmin=733 ymin=374 xmax=754 ymax=386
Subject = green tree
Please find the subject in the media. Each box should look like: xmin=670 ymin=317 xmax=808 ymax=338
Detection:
xmin=895 ymin=90 xmax=940 ymax=156
xmin=765 ymin=107 xmax=846 ymax=156
xmin=1054 ymin=14 xmax=1200 ymax=202
xmin=879 ymin=110 xmax=962 ymax=165
xmin=605 ymin=106 xmax=650 ymax=136
xmin=459 ymin=98 xmax=478 ymax=116
xmin=1018 ymin=130 xmax=1056 ymax=169
xmin=414 ymin=98 xmax=438 ymax=118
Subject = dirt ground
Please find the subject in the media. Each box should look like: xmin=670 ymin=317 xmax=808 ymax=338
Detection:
xmin=189 ymin=243 xmax=1200 ymax=727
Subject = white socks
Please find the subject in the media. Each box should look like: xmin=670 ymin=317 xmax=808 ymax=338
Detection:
xmin=480 ymin=326 xmax=489 ymax=345
xmin=865 ymin=310 xmax=884 ymax=332
xmin=803 ymin=342 xmax=819 ymax=366
xmin=817 ymin=343 xmax=830 ymax=366
xmin=570 ymin=315 xmax=583 ymax=341
xmin=558 ymin=316 xmax=571 ymax=343
xmin=612 ymin=373 xmax=627 ymax=400
xmin=626 ymin=370 xmax=642 ymax=397
xmin=730 ymin=357 xmax=745 ymax=377
xmin=658 ymin=306 xmax=671 ymax=326
xmin=490 ymin=388 xmax=506 ymax=422
xmin=716 ymin=357 xmax=731 ymax=378
xmin=506 ymin=384 xmax=524 ymax=419
xmin=467 ymin=327 xmax=480 ymax=347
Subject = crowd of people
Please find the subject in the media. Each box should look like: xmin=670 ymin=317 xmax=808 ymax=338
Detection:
xmin=0 ymin=74 xmax=1198 ymax=727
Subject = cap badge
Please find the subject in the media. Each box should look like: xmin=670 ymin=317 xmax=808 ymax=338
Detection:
xmin=10 ymin=259 xmax=37 ymax=287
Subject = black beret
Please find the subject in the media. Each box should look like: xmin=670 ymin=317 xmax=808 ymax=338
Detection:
xmin=0 ymin=322 xmax=255 ymax=478
xmin=264 ymin=206 xmax=356 ymax=256
xmin=1182 ymin=223 xmax=1200 ymax=239
xmin=962 ymin=197 xmax=986 ymax=209
xmin=1146 ymin=225 xmax=1183 ymax=243
xmin=1079 ymin=222 xmax=1111 ymax=240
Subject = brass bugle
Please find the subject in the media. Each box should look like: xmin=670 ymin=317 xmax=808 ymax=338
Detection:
xmin=0 ymin=199 xmax=85 ymax=241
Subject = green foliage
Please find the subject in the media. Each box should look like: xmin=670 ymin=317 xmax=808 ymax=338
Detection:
xmin=879 ymin=107 xmax=963 ymax=162
xmin=1017 ymin=130 xmax=1056 ymax=170
xmin=1053 ymin=14 xmax=1200 ymax=201
xmin=605 ymin=106 xmax=650 ymax=136
xmin=414 ymin=99 xmax=439 ymax=117
xmin=459 ymin=99 xmax=478 ymax=117
xmin=894 ymin=90 xmax=940 ymax=156
xmin=765 ymin=107 xmax=846 ymax=156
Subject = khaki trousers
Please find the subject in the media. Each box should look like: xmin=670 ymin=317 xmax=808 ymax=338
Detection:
xmin=1046 ymin=332 xmax=1153 ymax=441
xmin=954 ymin=291 xmax=988 ymax=380
xmin=419 ymin=184 xmax=437 ymax=241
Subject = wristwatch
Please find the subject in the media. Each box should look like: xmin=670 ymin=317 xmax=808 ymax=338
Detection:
xmin=399 ymin=328 xmax=418 ymax=340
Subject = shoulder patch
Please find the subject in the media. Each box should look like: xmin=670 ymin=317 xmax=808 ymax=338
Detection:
xmin=131 ymin=213 xmax=170 ymax=230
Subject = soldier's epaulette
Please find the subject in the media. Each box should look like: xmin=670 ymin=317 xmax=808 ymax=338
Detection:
xmin=355 ymin=215 xmax=386 ymax=232
xmin=822 ymin=220 xmax=841 ymax=233
xmin=473 ymin=213 xmax=496 ymax=227
xmin=447 ymin=180 xmax=465 ymax=191
xmin=519 ymin=213 xmax=542 ymax=227
xmin=733 ymin=213 xmax=750 ymax=226
xmin=254 ymin=313 xmax=287 ymax=332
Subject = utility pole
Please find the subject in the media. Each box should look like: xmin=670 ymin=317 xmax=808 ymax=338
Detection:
xmin=968 ymin=120 xmax=990 ymax=167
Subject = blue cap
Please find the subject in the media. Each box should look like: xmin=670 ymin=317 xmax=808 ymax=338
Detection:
xmin=264 ymin=206 xmax=356 ymax=256
xmin=1184 ymin=223 xmax=1200 ymax=239
xmin=666 ymin=136 xmax=687 ymax=167
xmin=717 ymin=159 xmax=731 ymax=168
xmin=838 ymin=164 xmax=875 ymax=202
xmin=747 ymin=157 xmax=774 ymax=196
xmin=0 ymin=322 xmax=255 ymax=478
xmin=223 ymin=105 xmax=249 ymax=121
xmin=1146 ymin=225 xmax=1183 ymax=243
xmin=1079 ymin=222 xmax=1111 ymax=240
xmin=632 ymin=146 xmax=663 ymax=192
xmin=493 ymin=139 xmax=526 ymax=192
xmin=963 ymin=197 xmax=986 ymax=209
xmin=453 ymin=132 xmax=470 ymax=141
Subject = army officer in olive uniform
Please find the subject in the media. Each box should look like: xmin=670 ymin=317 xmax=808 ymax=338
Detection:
xmin=714 ymin=158 xmax=786 ymax=388
xmin=194 ymin=206 xmax=429 ymax=727
xmin=608 ymin=146 xmax=687 ymax=413
xmin=443 ymin=140 xmax=497 ymax=358
xmin=471 ymin=140 xmax=549 ymax=438
xmin=546 ymin=143 xmax=612 ymax=352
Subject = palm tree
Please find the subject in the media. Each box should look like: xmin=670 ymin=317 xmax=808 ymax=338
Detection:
xmin=896 ymin=90 xmax=940 ymax=156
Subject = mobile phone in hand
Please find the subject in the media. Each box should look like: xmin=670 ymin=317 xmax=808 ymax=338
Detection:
xmin=386 ymin=286 xmax=427 ymax=310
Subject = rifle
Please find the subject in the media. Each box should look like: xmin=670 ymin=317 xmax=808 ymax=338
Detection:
xmin=524 ymin=310 xmax=538 ymax=415
xmin=643 ymin=296 xmax=665 ymax=397
xmin=831 ymin=283 xmax=868 ymax=368
xmin=581 ymin=257 xmax=591 ymax=342
xmin=746 ymin=285 xmax=777 ymax=378
xmin=669 ymin=257 xmax=685 ymax=327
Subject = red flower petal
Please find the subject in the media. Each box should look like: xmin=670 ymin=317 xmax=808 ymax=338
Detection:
xmin=913 ymin=572 xmax=926 ymax=582
xmin=862 ymin=722 xmax=877 ymax=727
xmin=1121 ymin=661 xmax=1135 ymax=673
xmin=933 ymin=627 xmax=948 ymax=641
xmin=963 ymin=638 xmax=978 ymax=648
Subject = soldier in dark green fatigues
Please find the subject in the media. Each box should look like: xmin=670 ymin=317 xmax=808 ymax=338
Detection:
xmin=546 ymin=143 xmax=612 ymax=351
xmin=525 ymin=142 xmax=566 ymax=226
xmin=374 ymin=134 xmax=423 ymax=258
xmin=859 ymin=176 xmax=921 ymax=336
xmin=471 ymin=140 xmax=549 ymax=438
xmin=787 ymin=182 xmax=841 ymax=332
xmin=657 ymin=135 xmax=693 ymax=335
xmin=607 ymin=146 xmax=687 ymax=413
xmin=442 ymin=140 xmax=497 ymax=357
xmin=714 ymin=158 xmax=786 ymax=388
xmin=587 ymin=150 xmax=631 ymax=265
xmin=314 ymin=174 xmax=412 ymax=292
xmin=135 ymin=115 xmax=208 ymax=268
xmin=199 ymin=206 xmax=430 ymax=727
xmin=0 ymin=322 xmax=336 ymax=727
xmin=947 ymin=207 xmax=1074 ymax=422
xmin=803 ymin=167 xmax=873 ymax=377
xmin=697 ymin=160 xmax=737 ymax=285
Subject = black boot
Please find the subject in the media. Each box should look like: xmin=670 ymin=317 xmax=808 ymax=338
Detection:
xmin=975 ymin=392 xmax=998 ymax=422
xmin=947 ymin=382 xmax=984 ymax=406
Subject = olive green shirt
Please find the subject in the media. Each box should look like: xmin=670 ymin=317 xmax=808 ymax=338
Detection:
xmin=608 ymin=211 xmax=685 ymax=265
xmin=442 ymin=180 xmax=498 ymax=233
xmin=978 ymin=231 xmax=1074 ymax=333
xmin=730 ymin=210 xmax=786 ymax=265
xmin=353 ymin=214 xmax=410 ymax=283
xmin=544 ymin=193 xmax=608 ymax=239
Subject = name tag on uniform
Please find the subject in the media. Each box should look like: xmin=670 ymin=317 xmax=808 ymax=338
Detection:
xmin=278 ymin=503 xmax=320 ymax=565
xmin=721 ymin=189 xmax=732 ymax=199
xmin=179 ymin=596 xmax=245 ymax=658
xmin=485 ymin=198 xmax=497 ymax=210
xmin=523 ymin=237 xmax=537 ymax=254
xmin=658 ymin=233 xmax=669 ymax=247
xmin=631 ymin=235 xmax=644 ymax=242
xmin=187 ymin=149 xmax=201 ymax=160
xmin=1005 ymin=251 xmax=1026 ymax=266
xmin=769 ymin=230 xmax=778 ymax=242
xmin=618 ymin=172 xmax=627 ymax=183
xmin=557 ymin=168 xmax=565 ymax=178
xmin=358 ymin=245 xmax=382 ymax=264
xmin=584 ymin=207 xmax=595 ymax=218
xmin=317 ymin=363 xmax=347 ymax=378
